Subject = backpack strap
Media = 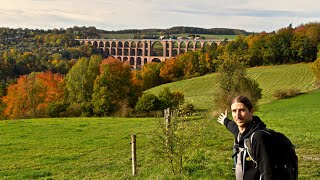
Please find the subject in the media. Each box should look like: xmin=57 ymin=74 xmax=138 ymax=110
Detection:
xmin=244 ymin=130 xmax=271 ymax=168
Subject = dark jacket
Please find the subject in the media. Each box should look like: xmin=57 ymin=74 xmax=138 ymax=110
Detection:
xmin=224 ymin=116 xmax=274 ymax=180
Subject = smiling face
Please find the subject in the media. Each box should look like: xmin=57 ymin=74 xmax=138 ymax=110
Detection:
xmin=231 ymin=102 xmax=253 ymax=133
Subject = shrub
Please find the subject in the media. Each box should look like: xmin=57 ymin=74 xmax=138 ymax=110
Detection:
xmin=181 ymin=103 xmax=195 ymax=116
xmin=46 ymin=102 xmax=68 ymax=117
xmin=158 ymin=87 xmax=185 ymax=110
xmin=135 ymin=93 xmax=160 ymax=113
xmin=272 ymin=88 xmax=301 ymax=99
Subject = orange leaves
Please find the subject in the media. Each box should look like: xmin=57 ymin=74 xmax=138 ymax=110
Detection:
xmin=2 ymin=72 xmax=65 ymax=119
xmin=159 ymin=58 xmax=180 ymax=83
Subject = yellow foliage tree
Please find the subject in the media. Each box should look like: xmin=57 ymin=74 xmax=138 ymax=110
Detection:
xmin=311 ymin=58 xmax=320 ymax=87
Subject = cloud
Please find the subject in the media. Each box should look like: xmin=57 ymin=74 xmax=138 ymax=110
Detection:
xmin=0 ymin=0 xmax=320 ymax=32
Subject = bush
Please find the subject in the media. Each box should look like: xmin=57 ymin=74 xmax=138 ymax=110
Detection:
xmin=181 ymin=103 xmax=195 ymax=116
xmin=46 ymin=102 xmax=68 ymax=117
xmin=135 ymin=93 xmax=160 ymax=113
xmin=272 ymin=88 xmax=301 ymax=99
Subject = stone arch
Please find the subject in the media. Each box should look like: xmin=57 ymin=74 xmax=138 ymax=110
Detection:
xmin=131 ymin=41 xmax=136 ymax=48
xmin=144 ymin=58 xmax=148 ymax=64
xmin=118 ymin=41 xmax=123 ymax=47
xmin=137 ymin=49 xmax=142 ymax=56
xmin=187 ymin=41 xmax=194 ymax=48
xmin=172 ymin=49 xmax=178 ymax=56
xmin=173 ymin=41 xmax=179 ymax=48
xmin=93 ymin=41 xmax=98 ymax=48
xmin=124 ymin=48 xmax=129 ymax=56
xmin=99 ymin=41 xmax=104 ymax=48
xmin=151 ymin=41 xmax=163 ymax=56
xmin=130 ymin=57 xmax=135 ymax=65
xmin=145 ymin=49 xmax=148 ymax=56
xmin=111 ymin=48 xmax=116 ymax=55
xmin=203 ymin=42 xmax=211 ymax=48
xmin=105 ymin=41 xmax=110 ymax=47
xmin=117 ymin=48 xmax=122 ymax=56
xmin=151 ymin=58 xmax=161 ymax=63
xmin=130 ymin=49 xmax=135 ymax=56
xmin=180 ymin=41 xmax=186 ymax=48
xmin=105 ymin=48 xmax=110 ymax=56
xmin=137 ymin=41 xmax=143 ymax=48
xmin=195 ymin=42 xmax=201 ymax=49
xmin=124 ymin=41 xmax=129 ymax=48
xmin=111 ymin=41 xmax=116 ymax=47
xmin=136 ymin=57 xmax=142 ymax=70
xmin=123 ymin=57 xmax=128 ymax=63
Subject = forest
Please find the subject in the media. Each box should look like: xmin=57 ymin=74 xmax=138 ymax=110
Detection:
xmin=1 ymin=23 xmax=320 ymax=119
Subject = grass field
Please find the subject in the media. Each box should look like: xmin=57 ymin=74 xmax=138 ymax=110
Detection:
xmin=146 ymin=63 xmax=316 ymax=111
xmin=0 ymin=63 xmax=319 ymax=179
xmin=0 ymin=90 xmax=319 ymax=179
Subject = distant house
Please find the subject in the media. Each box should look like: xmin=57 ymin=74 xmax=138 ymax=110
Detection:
xmin=159 ymin=36 xmax=165 ymax=39
xmin=177 ymin=37 xmax=183 ymax=40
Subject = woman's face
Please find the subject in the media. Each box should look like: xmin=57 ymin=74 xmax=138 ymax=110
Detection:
xmin=231 ymin=102 xmax=253 ymax=129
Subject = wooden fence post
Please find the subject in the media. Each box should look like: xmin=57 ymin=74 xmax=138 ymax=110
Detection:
xmin=164 ymin=108 xmax=171 ymax=147
xmin=131 ymin=134 xmax=137 ymax=176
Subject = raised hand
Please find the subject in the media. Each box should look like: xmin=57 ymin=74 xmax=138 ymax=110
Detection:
xmin=217 ymin=109 xmax=228 ymax=125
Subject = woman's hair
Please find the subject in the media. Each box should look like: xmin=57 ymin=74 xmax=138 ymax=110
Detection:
xmin=231 ymin=96 xmax=253 ymax=111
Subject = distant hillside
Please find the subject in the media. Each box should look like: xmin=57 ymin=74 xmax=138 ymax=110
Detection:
xmin=98 ymin=26 xmax=249 ymax=40
xmin=146 ymin=63 xmax=316 ymax=111
xmin=100 ymin=26 xmax=251 ymax=35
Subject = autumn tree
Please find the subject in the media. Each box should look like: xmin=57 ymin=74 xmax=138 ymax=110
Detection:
xmin=0 ymin=80 xmax=5 ymax=119
xmin=245 ymin=33 xmax=266 ymax=66
xmin=179 ymin=51 xmax=199 ymax=78
xmin=140 ymin=62 xmax=163 ymax=90
xmin=2 ymin=72 xmax=65 ymax=119
xmin=311 ymin=57 xmax=320 ymax=87
xmin=91 ymin=57 xmax=140 ymax=116
xmin=65 ymin=55 xmax=102 ymax=116
xmin=291 ymin=25 xmax=318 ymax=62
xmin=159 ymin=58 xmax=183 ymax=83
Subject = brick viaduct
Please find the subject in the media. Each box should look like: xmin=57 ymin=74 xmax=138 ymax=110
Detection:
xmin=75 ymin=38 xmax=222 ymax=69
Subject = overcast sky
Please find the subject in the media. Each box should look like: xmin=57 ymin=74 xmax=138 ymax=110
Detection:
xmin=1 ymin=0 xmax=320 ymax=33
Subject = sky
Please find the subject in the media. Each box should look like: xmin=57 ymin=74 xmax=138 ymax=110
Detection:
xmin=1 ymin=0 xmax=320 ymax=33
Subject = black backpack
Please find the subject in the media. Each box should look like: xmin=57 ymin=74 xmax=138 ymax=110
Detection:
xmin=244 ymin=129 xmax=298 ymax=180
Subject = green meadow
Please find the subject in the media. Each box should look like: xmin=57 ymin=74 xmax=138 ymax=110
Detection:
xmin=0 ymin=63 xmax=319 ymax=179
xmin=146 ymin=63 xmax=316 ymax=110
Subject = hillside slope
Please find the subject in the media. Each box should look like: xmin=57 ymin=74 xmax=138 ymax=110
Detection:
xmin=146 ymin=63 xmax=316 ymax=110
xmin=0 ymin=90 xmax=319 ymax=179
